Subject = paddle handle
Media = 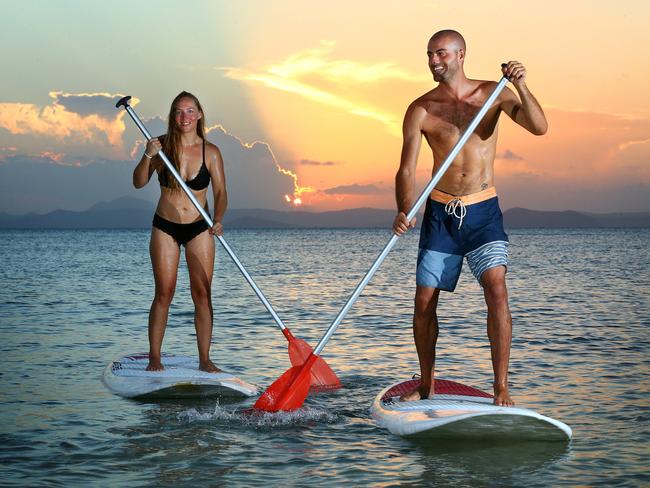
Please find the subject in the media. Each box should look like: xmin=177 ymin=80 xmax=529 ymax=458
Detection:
xmin=312 ymin=74 xmax=510 ymax=356
xmin=117 ymin=97 xmax=289 ymax=332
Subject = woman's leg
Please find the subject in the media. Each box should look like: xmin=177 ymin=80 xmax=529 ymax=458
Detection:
xmin=185 ymin=229 xmax=219 ymax=372
xmin=147 ymin=227 xmax=180 ymax=371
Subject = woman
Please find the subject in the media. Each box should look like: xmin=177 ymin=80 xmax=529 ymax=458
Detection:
xmin=132 ymin=91 xmax=227 ymax=373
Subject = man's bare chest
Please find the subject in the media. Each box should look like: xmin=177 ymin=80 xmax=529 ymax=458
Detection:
xmin=423 ymin=101 xmax=498 ymax=143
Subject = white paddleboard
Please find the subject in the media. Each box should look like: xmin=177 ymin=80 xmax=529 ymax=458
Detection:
xmin=102 ymin=353 xmax=258 ymax=399
xmin=371 ymin=379 xmax=572 ymax=441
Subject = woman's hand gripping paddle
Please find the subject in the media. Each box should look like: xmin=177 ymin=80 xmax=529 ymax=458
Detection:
xmin=116 ymin=96 xmax=340 ymax=389
xmin=253 ymin=69 xmax=510 ymax=412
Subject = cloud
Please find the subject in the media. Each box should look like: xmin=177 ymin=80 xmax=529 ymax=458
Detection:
xmin=0 ymin=127 xmax=299 ymax=213
xmin=0 ymin=93 xmax=307 ymax=213
xmin=266 ymin=41 xmax=424 ymax=84
xmin=220 ymin=42 xmax=411 ymax=136
xmin=52 ymin=91 xmax=129 ymax=118
xmin=489 ymin=107 xmax=650 ymax=212
xmin=0 ymin=155 xmax=153 ymax=214
xmin=494 ymin=107 xmax=650 ymax=187
xmin=609 ymin=137 xmax=650 ymax=183
xmin=204 ymin=125 xmax=305 ymax=208
xmin=299 ymin=158 xmax=340 ymax=166
xmin=0 ymin=91 xmax=133 ymax=161
xmin=496 ymin=149 xmax=524 ymax=160
xmin=324 ymin=183 xmax=387 ymax=195
xmin=223 ymin=67 xmax=399 ymax=134
xmin=617 ymin=138 xmax=650 ymax=152
xmin=0 ymin=146 xmax=17 ymax=161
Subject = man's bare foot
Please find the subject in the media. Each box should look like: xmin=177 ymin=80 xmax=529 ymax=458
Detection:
xmin=146 ymin=359 xmax=164 ymax=371
xmin=199 ymin=359 xmax=222 ymax=373
xmin=494 ymin=384 xmax=514 ymax=407
xmin=399 ymin=383 xmax=432 ymax=402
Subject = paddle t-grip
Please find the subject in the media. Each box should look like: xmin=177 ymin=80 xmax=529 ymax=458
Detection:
xmin=115 ymin=96 xmax=132 ymax=109
xmin=501 ymin=63 xmax=514 ymax=81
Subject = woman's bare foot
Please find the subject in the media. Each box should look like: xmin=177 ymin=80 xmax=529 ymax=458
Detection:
xmin=199 ymin=359 xmax=222 ymax=373
xmin=399 ymin=382 xmax=432 ymax=402
xmin=493 ymin=383 xmax=514 ymax=406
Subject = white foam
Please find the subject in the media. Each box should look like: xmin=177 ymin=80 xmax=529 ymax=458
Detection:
xmin=177 ymin=402 xmax=337 ymax=427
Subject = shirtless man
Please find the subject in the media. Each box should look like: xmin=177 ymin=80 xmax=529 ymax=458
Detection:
xmin=392 ymin=30 xmax=547 ymax=406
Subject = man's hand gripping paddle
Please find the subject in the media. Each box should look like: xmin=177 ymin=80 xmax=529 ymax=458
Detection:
xmin=116 ymin=96 xmax=340 ymax=389
xmin=254 ymin=68 xmax=510 ymax=412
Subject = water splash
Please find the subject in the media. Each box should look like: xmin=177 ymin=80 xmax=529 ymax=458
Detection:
xmin=177 ymin=402 xmax=337 ymax=427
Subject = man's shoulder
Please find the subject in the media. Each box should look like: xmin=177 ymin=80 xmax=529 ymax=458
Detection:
xmin=412 ymin=86 xmax=439 ymax=103
xmin=468 ymin=77 xmax=497 ymax=85
xmin=469 ymin=78 xmax=501 ymax=94
xmin=408 ymin=89 xmax=439 ymax=112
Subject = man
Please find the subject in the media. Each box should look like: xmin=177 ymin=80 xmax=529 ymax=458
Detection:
xmin=392 ymin=29 xmax=547 ymax=406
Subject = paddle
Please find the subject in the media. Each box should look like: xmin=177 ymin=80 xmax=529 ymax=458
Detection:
xmin=254 ymin=69 xmax=511 ymax=412
xmin=116 ymin=96 xmax=340 ymax=389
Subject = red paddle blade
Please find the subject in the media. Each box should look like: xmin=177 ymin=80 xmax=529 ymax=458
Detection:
xmin=286 ymin=332 xmax=341 ymax=389
xmin=253 ymin=354 xmax=318 ymax=412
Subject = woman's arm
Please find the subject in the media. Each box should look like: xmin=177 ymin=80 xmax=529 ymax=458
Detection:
xmin=133 ymin=138 xmax=161 ymax=188
xmin=207 ymin=143 xmax=227 ymax=235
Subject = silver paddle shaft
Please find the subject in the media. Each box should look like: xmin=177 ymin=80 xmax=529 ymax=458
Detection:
xmin=313 ymin=75 xmax=509 ymax=355
xmin=121 ymin=103 xmax=289 ymax=332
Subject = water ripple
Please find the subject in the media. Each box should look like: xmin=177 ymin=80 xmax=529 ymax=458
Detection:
xmin=0 ymin=228 xmax=648 ymax=486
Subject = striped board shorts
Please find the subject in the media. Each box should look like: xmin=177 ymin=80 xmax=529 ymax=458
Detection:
xmin=416 ymin=187 xmax=508 ymax=292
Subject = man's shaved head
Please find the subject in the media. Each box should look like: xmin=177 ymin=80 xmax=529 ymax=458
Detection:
xmin=430 ymin=29 xmax=466 ymax=52
xmin=427 ymin=29 xmax=466 ymax=82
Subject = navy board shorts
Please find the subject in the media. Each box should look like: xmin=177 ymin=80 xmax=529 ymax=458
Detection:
xmin=416 ymin=187 xmax=508 ymax=292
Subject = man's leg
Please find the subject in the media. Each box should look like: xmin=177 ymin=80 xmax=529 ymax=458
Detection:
xmin=481 ymin=266 xmax=514 ymax=406
xmin=400 ymin=285 xmax=440 ymax=401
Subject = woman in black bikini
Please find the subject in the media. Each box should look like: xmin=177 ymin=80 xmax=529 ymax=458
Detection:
xmin=132 ymin=91 xmax=227 ymax=373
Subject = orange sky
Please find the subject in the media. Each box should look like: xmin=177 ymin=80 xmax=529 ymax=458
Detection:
xmin=0 ymin=1 xmax=647 ymax=213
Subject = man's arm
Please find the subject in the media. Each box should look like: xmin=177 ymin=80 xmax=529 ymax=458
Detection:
xmin=393 ymin=103 xmax=425 ymax=235
xmin=499 ymin=61 xmax=548 ymax=136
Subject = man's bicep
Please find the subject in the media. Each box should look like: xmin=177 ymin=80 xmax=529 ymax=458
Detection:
xmin=400 ymin=107 xmax=424 ymax=170
xmin=400 ymin=133 xmax=422 ymax=172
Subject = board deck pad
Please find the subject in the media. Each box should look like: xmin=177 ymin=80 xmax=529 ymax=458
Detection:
xmin=371 ymin=378 xmax=572 ymax=441
xmin=381 ymin=378 xmax=493 ymax=401
xmin=102 ymin=353 xmax=258 ymax=399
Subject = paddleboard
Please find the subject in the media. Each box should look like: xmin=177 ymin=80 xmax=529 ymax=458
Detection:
xmin=102 ymin=353 xmax=258 ymax=399
xmin=371 ymin=379 xmax=572 ymax=441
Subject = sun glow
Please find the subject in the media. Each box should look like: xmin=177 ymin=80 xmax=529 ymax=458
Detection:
xmin=276 ymin=164 xmax=313 ymax=206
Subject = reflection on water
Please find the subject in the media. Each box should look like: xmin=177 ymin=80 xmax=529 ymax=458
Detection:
xmin=413 ymin=439 xmax=571 ymax=487
xmin=0 ymin=228 xmax=648 ymax=486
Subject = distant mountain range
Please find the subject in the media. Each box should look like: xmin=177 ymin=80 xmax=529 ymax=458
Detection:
xmin=0 ymin=196 xmax=648 ymax=229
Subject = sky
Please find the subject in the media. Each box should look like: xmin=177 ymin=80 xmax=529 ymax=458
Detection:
xmin=0 ymin=0 xmax=648 ymax=214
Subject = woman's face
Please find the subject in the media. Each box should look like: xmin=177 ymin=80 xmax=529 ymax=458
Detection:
xmin=173 ymin=97 xmax=202 ymax=133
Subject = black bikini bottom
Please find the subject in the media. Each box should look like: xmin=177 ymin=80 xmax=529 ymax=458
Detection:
xmin=152 ymin=213 xmax=209 ymax=246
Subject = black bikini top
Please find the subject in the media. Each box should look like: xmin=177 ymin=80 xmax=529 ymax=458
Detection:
xmin=158 ymin=140 xmax=210 ymax=191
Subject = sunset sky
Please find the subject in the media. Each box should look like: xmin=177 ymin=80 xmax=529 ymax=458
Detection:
xmin=1 ymin=0 xmax=647 ymax=214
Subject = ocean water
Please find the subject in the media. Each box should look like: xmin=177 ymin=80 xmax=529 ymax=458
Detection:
xmin=0 ymin=227 xmax=648 ymax=487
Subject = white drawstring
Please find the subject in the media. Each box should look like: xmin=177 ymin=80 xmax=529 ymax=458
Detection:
xmin=445 ymin=198 xmax=467 ymax=229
